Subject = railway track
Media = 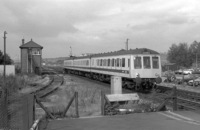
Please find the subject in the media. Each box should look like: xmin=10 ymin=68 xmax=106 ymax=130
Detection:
xmin=154 ymin=85 xmax=200 ymax=111
xmin=31 ymin=74 xmax=64 ymax=98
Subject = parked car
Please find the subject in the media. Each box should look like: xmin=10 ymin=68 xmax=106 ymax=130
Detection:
xmin=188 ymin=77 xmax=200 ymax=86
xmin=175 ymin=69 xmax=183 ymax=74
xmin=192 ymin=68 xmax=200 ymax=74
xmin=175 ymin=69 xmax=193 ymax=75
xmin=183 ymin=69 xmax=193 ymax=74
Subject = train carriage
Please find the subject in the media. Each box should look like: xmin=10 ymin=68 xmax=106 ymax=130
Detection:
xmin=63 ymin=48 xmax=162 ymax=91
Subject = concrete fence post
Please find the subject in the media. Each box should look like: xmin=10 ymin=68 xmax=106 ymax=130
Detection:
xmin=172 ymin=86 xmax=177 ymax=111
xmin=22 ymin=94 xmax=34 ymax=130
xmin=75 ymin=92 xmax=79 ymax=118
xmin=101 ymin=91 xmax=105 ymax=115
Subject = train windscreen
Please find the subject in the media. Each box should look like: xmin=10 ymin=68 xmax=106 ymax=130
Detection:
xmin=134 ymin=56 xmax=142 ymax=69
xmin=152 ymin=56 xmax=159 ymax=68
xmin=143 ymin=56 xmax=151 ymax=69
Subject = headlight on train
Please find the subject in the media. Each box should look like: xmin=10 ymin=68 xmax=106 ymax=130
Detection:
xmin=136 ymin=73 xmax=140 ymax=77
xmin=155 ymin=73 xmax=160 ymax=77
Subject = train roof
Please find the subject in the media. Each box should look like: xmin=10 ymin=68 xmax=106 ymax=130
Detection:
xmin=66 ymin=48 xmax=160 ymax=60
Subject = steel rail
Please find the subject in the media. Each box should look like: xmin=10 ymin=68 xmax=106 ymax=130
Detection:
xmin=154 ymin=85 xmax=200 ymax=111
xmin=35 ymin=75 xmax=64 ymax=98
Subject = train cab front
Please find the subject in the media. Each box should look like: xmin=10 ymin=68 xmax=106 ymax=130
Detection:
xmin=133 ymin=73 xmax=162 ymax=92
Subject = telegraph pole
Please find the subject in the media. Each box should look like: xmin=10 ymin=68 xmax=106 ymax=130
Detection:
xmin=3 ymin=31 xmax=7 ymax=80
xmin=70 ymin=46 xmax=72 ymax=57
xmin=2 ymin=31 xmax=8 ymax=129
xmin=126 ymin=38 xmax=129 ymax=50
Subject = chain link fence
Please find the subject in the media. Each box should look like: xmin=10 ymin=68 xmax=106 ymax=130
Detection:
xmin=0 ymin=89 xmax=34 ymax=130
xmin=0 ymin=75 xmax=35 ymax=130
xmin=0 ymin=88 xmax=8 ymax=129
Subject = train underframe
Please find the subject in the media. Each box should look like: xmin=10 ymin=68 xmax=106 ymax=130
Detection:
xmin=64 ymin=68 xmax=157 ymax=92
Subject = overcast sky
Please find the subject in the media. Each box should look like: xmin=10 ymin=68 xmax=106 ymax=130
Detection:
xmin=0 ymin=0 xmax=200 ymax=60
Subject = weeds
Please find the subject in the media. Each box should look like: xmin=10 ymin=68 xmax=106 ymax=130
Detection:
xmin=0 ymin=74 xmax=39 ymax=129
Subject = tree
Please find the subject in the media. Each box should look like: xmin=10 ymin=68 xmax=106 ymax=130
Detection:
xmin=167 ymin=43 xmax=192 ymax=68
xmin=188 ymin=41 xmax=200 ymax=68
xmin=0 ymin=50 xmax=13 ymax=65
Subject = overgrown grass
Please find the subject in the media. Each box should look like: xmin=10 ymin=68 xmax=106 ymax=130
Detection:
xmin=46 ymin=81 xmax=102 ymax=117
xmin=0 ymin=74 xmax=42 ymax=129
xmin=45 ymin=75 xmax=159 ymax=118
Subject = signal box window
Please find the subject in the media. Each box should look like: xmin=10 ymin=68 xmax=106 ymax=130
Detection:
xmin=143 ymin=56 xmax=151 ymax=69
xmin=122 ymin=58 xmax=125 ymax=67
xmin=134 ymin=56 xmax=142 ymax=69
xmin=152 ymin=57 xmax=159 ymax=69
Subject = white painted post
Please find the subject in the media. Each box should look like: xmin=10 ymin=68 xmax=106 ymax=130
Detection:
xmin=111 ymin=76 xmax=122 ymax=94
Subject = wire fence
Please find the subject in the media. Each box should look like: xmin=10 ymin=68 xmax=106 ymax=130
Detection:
xmin=0 ymin=88 xmax=20 ymax=130
xmin=0 ymin=89 xmax=8 ymax=129
xmin=0 ymin=88 xmax=34 ymax=130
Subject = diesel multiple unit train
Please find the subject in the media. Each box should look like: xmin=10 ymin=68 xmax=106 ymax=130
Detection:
xmin=63 ymin=48 xmax=162 ymax=91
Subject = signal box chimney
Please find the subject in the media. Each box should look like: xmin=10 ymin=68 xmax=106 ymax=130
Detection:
xmin=22 ymin=39 xmax=25 ymax=45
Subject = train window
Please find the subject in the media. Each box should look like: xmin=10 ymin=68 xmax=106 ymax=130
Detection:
xmin=104 ymin=59 xmax=106 ymax=66
xmin=108 ymin=59 xmax=110 ymax=66
xmin=134 ymin=56 xmax=142 ymax=69
xmin=119 ymin=59 xmax=122 ymax=67
xmin=143 ymin=57 xmax=151 ymax=69
xmin=128 ymin=59 xmax=130 ymax=67
xmin=100 ymin=59 xmax=102 ymax=66
xmin=112 ymin=59 xmax=115 ymax=67
xmin=122 ymin=58 xmax=125 ymax=67
xmin=152 ymin=57 xmax=159 ymax=68
xmin=116 ymin=58 xmax=119 ymax=67
xmin=106 ymin=59 xmax=108 ymax=66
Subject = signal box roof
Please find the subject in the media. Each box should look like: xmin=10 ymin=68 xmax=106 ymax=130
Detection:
xmin=19 ymin=39 xmax=43 ymax=49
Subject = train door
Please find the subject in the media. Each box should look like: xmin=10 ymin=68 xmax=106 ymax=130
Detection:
xmin=130 ymin=55 xmax=143 ymax=78
xmin=129 ymin=55 xmax=134 ymax=78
